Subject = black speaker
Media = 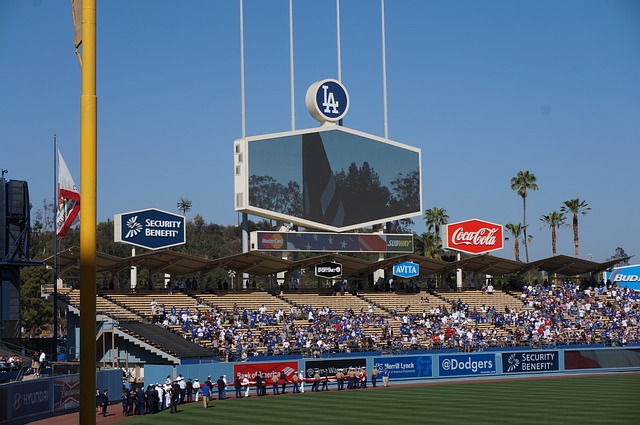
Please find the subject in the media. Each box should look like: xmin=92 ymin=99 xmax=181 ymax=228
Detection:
xmin=1 ymin=179 xmax=30 ymax=262
xmin=8 ymin=180 xmax=28 ymax=217
xmin=0 ymin=267 xmax=21 ymax=339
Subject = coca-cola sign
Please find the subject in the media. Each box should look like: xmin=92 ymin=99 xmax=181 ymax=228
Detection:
xmin=443 ymin=219 xmax=504 ymax=255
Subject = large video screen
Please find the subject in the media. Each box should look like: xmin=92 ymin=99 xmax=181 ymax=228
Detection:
xmin=234 ymin=126 xmax=422 ymax=232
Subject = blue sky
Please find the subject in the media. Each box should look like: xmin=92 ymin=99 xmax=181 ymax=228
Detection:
xmin=1 ymin=0 xmax=639 ymax=263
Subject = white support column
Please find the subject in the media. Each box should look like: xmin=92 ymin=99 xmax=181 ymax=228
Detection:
xmin=130 ymin=247 xmax=137 ymax=290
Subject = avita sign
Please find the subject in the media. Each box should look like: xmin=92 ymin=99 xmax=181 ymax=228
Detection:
xmin=443 ymin=219 xmax=504 ymax=255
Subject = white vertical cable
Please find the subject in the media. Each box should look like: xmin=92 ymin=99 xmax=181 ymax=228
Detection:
xmin=336 ymin=0 xmax=342 ymax=82
xmin=240 ymin=0 xmax=246 ymax=138
xmin=289 ymin=0 xmax=296 ymax=131
xmin=381 ymin=0 xmax=389 ymax=139
xmin=240 ymin=0 xmax=249 ymax=266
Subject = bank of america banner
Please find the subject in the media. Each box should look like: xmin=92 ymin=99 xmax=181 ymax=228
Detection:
xmin=251 ymin=231 xmax=413 ymax=253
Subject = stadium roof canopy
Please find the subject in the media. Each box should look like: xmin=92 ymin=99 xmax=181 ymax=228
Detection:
xmin=452 ymin=254 xmax=525 ymax=276
xmin=46 ymin=247 xmax=626 ymax=279
xmin=519 ymin=254 xmax=628 ymax=276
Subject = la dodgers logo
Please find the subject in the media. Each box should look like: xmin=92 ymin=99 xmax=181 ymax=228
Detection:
xmin=306 ymin=78 xmax=350 ymax=123
xmin=321 ymin=84 xmax=339 ymax=114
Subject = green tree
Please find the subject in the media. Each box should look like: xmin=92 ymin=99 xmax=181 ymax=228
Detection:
xmin=424 ymin=207 xmax=449 ymax=250
xmin=505 ymin=223 xmax=525 ymax=262
xmin=510 ymin=170 xmax=538 ymax=262
xmin=177 ymin=197 xmax=193 ymax=216
xmin=607 ymin=247 xmax=630 ymax=267
xmin=540 ymin=211 xmax=566 ymax=256
xmin=415 ymin=231 xmax=442 ymax=259
xmin=20 ymin=266 xmax=54 ymax=337
xmin=560 ymin=198 xmax=590 ymax=258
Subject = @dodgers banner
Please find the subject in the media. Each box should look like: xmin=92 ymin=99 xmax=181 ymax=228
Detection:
xmin=502 ymin=351 xmax=559 ymax=374
xmin=374 ymin=355 xmax=432 ymax=379
xmin=439 ymin=353 xmax=496 ymax=377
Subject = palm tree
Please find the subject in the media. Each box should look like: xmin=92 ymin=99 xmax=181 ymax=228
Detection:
xmin=510 ymin=170 xmax=538 ymax=262
xmin=504 ymin=223 xmax=524 ymax=262
xmin=415 ymin=231 xmax=442 ymax=259
xmin=540 ymin=211 xmax=566 ymax=256
xmin=424 ymin=207 xmax=449 ymax=250
xmin=177 ymin=197 xmax=192 ymax=217
xmin=560 ymin=198 xmax=590 ymax=258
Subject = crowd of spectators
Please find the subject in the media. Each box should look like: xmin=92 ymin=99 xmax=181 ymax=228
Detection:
xmin=0 ymin=355 xmax=24 ymax=372
xmin=148 ymin=280 xmax=639 ymax=359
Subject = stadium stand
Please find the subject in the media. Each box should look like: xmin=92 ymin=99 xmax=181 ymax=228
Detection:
xmin=49 ymin=279 xmax=639 ymax=365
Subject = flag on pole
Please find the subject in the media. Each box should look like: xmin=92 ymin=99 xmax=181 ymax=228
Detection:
xmin=72 ymin=0 xmax=83 ymax=48
xmin=56 ymin=150 xmax=80 ymax=238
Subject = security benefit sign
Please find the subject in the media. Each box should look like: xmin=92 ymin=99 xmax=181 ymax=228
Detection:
xmin=393 ymin=261 xmax=419 ymax=278
xmin=315 ymin=261 xmax=342 ymax=278
xmin=439 ymin=353 xmax=496 ymax=377
xmin=502 ymin=351 xmax=559 ymax=374
xmin=114 ymin=208 xmax=185 ymax=250
xmin=374 ymin=356 xmax=432 ymax=379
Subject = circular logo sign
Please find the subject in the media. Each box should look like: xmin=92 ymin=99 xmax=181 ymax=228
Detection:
xmin=305 ymin=79 xmax=350 ymax=123
xmin=261 ymin=233 xmax=284 ymax=249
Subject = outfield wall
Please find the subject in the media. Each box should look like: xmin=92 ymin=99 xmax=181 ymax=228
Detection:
xmin=141 ymin=345 xmax=640 ymax=387
xmin=0 ymin=368 xmax=122 ymax=424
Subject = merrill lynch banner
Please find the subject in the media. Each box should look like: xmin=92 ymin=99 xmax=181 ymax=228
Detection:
xmin=251 ymin=231 xmax=413 ymax=253
xmin=374 ymin=356 xmax=433 ymax=379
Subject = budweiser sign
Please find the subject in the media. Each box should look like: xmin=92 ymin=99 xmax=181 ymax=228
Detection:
xmin=443 ymin=219 xmax=504 ymax=255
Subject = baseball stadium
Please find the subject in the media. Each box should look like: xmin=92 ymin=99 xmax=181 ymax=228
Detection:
xmin=2 ymin=2 xmax=640 ymax=425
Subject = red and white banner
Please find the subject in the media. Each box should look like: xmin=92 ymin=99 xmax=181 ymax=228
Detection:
xmin=56 ymin=150 xmax=80 ymax=238
xmin=443 ymin=219 xmax=503 ymax=255
xmin=233 ymin=361 xmax=298 ymax=382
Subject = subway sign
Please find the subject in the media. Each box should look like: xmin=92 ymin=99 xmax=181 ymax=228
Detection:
xmin=114 ymin=208 xmax=186 ymax=250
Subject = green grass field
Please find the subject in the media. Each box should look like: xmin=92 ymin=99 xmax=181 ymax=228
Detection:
xmin=115 ymin=374 xmax=640 ymax=425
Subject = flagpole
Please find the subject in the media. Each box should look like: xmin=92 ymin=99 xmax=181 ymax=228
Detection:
xmin=52 ymin=134 xmax=59 ymax=361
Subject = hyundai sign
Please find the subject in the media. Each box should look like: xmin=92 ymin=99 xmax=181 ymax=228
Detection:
xmin=114 ymin=208 xmax=186 ymax=250
xmin=393 ymin=261 xmax=419 ymax=278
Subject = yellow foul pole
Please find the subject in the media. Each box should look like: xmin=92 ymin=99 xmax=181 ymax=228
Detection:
xmin=79 ymin=1 xmax=97 ymax=424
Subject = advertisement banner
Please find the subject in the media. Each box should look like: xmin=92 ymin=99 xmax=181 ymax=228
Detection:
xmin=374 ymin=356 xmax=432 ymax=379
xmin=53 ymin=375 xmax=81 ymax=411
xmin=252 ymin=231 xmax=414 ymax=253
xmin=233 ymin=361 xmax=298 ymax=382
xmin=6 ymin=380 xmax=51 ymax=421
xmin=443 ymin=219 xmax=504 ymax=255
xmin=565 ymin=348 xmax=640 ymax=370
xmin=439 ymin=353 xmax=496 ymax=377
xmin=304 ymin=358 xmax=366 ymax=379
xmin=603 ymin=264 xmax=640 ymax=291
xmin=502 ymin=351 xmax=559 ymax=374
xmin=114 ymin=208 xmax=186 ymax=250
